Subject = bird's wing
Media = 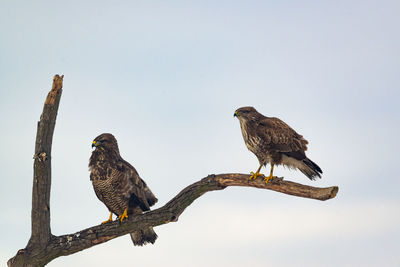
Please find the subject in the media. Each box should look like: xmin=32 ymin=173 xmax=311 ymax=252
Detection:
xmin=257 ymin=117 xmax=308 ymax=153
xmin=110 ymin=160 xmax=154 ymax=211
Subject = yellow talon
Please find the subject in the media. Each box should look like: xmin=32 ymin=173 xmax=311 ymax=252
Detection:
xmin=263 ymin=174 xmax=277 ymax=184
xmin=118 ymin=208 xmax=128 ymax=222
xmin=263 ymin=164 xmax=276 ymax=184
xmin=102 ymin=212 xmax=113 ymax=224
xmin=249 ymin=171 xmax=263 ymax=180
xmin=249 ymin=165 xmax=264 ymax=180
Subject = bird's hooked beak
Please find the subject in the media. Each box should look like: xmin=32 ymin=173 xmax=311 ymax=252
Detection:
xmin=234 ymin=110 xmax=239 ymax=117
xmin=92 ymin=140 xmax=98 ymax=148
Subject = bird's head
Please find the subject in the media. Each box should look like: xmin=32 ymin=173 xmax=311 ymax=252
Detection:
xmin=234 ymin=106 xmax=258 ymax=121
xmin=92 ymin=133 xmax=119 ymax=152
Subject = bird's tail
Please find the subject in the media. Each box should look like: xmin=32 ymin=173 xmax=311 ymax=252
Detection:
xmin=130 ymin=226 xmax=157 ymax=246
xmin=299 ymin=157 xmax=323 ymax=180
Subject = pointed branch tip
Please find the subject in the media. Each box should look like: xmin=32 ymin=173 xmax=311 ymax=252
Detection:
xmin=45 ymin=74 xmax=64 ymax=104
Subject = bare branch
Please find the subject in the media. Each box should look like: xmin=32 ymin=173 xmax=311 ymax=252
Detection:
xmin=50 ymin=173 xmax=337 ymax=259
xmin=29 ymin=74 xmax=63 ymax=248
xmin=8 ymin=75 xmax=338 ymax=267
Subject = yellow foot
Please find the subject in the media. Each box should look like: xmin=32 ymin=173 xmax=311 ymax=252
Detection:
xmin=118 ymin=208 xmax=128 ymax=222
xmin=249 ymin=171 xmax=264 ymax=180
xmin=263 ymin=175 xmax=277 ymax=184
xmin=102 ymin=212 xmax=113 ymax=224
xmin=102 ymin=218 xmax=112 ymax=224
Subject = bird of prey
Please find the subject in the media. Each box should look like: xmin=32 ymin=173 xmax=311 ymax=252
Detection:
xmin=234 ymin=106 xmax=322 ymax=183
xmin=89 ymin=133 xmax=158 ymax=246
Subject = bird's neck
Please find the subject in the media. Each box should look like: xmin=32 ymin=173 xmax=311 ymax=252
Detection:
xmin=239 ymin=119 xmax=251 ymax=141
xmin=90 ymin=148 xmax=120 ymax=165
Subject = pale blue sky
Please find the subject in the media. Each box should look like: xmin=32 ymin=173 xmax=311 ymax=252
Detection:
xmin=1 ymin=1 xmax=399 ymax=266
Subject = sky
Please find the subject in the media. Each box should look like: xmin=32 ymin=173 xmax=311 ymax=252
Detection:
xmin=1 ymin=0 xmax=399 ymax=266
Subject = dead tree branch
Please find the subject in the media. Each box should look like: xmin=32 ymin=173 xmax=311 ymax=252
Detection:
xmin=29 ymin=74 xmax=63 ymax=250
xmin=8 ymin=75 xmax=338 ymax=267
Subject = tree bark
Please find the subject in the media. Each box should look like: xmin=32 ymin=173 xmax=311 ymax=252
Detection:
xmin=29 ymin=74 xmax=63 ymax=249
xmin=8 ymin=75 xmax=338 ymax=267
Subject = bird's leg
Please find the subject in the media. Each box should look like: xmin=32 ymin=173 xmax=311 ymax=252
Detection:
xmin=118 ymin=208 xmax=128 ymax=222
xmin=101 ymin=212 xmax=113 ymax=224
xmin=249 ymin=165 xmax=264 ymax=180
xmin=263 ymin=164 xmax=277 ymax=184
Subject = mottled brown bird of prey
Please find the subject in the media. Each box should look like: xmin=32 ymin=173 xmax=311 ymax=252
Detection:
xmin=234 ymin=106 xmax=322 ymax=183
xmin=89 ymin=133 xmax=158 ymax=246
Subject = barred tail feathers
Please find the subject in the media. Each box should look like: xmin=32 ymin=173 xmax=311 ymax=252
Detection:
xmin=299 ymin=157 xmax=322 ymax=180
xmin=130 ymin=227 xmax=158 ymax=246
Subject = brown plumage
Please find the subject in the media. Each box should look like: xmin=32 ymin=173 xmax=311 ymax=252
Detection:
xmin=89 ymin=133 xmax=158 ymax=246
xmin=234 ymin=106 xmax=322 ymax=183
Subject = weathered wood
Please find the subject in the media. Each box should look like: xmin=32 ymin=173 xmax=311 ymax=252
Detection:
xmin=9 ymin=172 xmax=338 ymax=266
xmin=29 ymin=74 xmax=63 ymax=248
xmin=8 ymin=75 xmax=338 ymax=267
